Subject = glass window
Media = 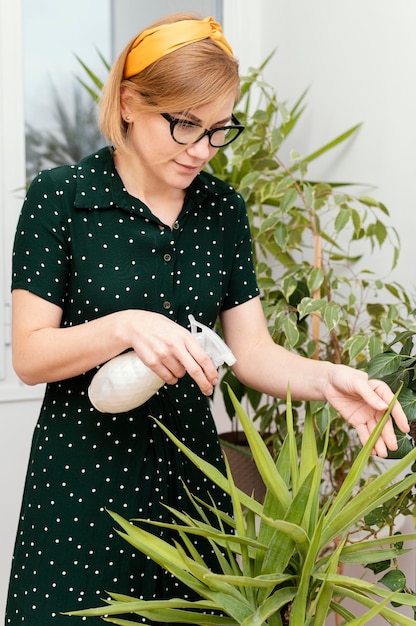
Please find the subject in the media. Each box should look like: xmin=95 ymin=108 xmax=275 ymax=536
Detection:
xmin=22 ymin=0 xmax=222 ymax=180
xmin=22 ymin=0 xmax=112 ymax=179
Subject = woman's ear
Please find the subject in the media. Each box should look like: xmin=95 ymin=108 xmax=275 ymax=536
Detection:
xmin=120 ymin=87 xmax=134 ymax=122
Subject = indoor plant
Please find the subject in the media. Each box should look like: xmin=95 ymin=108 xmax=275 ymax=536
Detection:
xmin=65 ymin=386 xmax=416 ymax=625
xmin=205 ymin=56 xmax=416 ymax=516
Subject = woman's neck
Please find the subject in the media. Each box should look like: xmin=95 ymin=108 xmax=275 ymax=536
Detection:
xmin=113 ymin=149 xmax=186 ymax=228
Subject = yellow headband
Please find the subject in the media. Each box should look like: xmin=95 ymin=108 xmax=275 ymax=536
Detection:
xmin=123 ymin=16 xmax=233 ymax=79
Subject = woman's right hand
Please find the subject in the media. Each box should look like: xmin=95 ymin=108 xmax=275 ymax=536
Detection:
xmin=121 ymin=309 xmax=219 ymax=396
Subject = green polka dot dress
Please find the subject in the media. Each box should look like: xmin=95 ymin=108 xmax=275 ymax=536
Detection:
xmin=6 ymin=147 xmax=259 ymax=625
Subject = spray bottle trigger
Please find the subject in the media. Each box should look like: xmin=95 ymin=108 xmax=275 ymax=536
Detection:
xmin=188 ymin=314 xmax=236 ymax=368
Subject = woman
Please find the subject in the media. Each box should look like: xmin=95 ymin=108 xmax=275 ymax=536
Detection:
xmin=6 ymin=12 xmax=408 ymax=625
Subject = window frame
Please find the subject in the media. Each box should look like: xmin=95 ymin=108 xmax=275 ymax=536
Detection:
xmin=0 ymin=0 xmax=44 ymax=401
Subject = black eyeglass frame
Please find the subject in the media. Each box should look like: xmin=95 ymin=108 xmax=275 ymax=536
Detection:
xmin=160 ymin=112 xmax=245 ymax=148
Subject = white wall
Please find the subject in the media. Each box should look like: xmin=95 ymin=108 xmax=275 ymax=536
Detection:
xmin=224 ymin=0 xmax=416 ymax=293
xmin=2 ymin=1 xmax=416 ymax=622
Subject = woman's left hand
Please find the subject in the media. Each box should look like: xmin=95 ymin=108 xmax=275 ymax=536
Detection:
xmin=323 ymin=365 xmax=410 ymax=457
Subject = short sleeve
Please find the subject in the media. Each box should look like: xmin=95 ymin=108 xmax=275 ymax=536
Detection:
xmin=11 ymin=168 xmax=73 ymax=308
xmin=220 ymin=192 xmax=259 ymax=311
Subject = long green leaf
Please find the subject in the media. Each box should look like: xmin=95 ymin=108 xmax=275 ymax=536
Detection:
xmin=103 ymin=611 xmax=237 ymax=625
xmin=340 ymin=547 xmax=411 ymax=565
xmin=139 ymin=516 xmax=266 ymax=553
xmin=302 ymin=124 xmax=362 ymax=165
xmin=311 ymin=540 xmax=345 ymax=626
xmin=204 ymin=572 xmax=295 ymax=589
xmin=324 ymin=390 xmax=400 ymax=524
xmin=332 ymin=584 xmax=416 ymax=625
xmin=340 ymin=532 xmax=416 ymax=554
xmin=285 ymin=385 xmax=300 ymax=493
xmin=322 ymin=454 xmax=416 ymax=546
xmin=299 ymin=403 xmax=319 ymax=484
xmin=153 ymin=416 xmax=263 ymax=515
xmin=65 ymin=597 xmax=222 ymax=618
xmin=222 ymin=454 xmax=254 ymax=603
xmin=257 ymin=436 xmax=291 ymax=551
xmin=343 ymin=594 xmax=397 ymax=626
xmin=319 ymin=574 xmax=416 ymax=607
xmin=288 ymin=509 xmax=328 ymax=623
xmin=240 ymin=586 xmax=297 ymax=626
xmin=227 ymin=385 xmax=292 ymax=511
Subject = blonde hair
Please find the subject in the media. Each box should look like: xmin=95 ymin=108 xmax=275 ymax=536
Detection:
xmin=99 ymin=13 xmax=240 ymax=152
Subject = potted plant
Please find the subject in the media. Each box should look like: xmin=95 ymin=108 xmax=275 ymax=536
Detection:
xmin=65 ymin=386 xmax=416 ymax=625
xmin=204 ymin=57 xmax=416 ymax=515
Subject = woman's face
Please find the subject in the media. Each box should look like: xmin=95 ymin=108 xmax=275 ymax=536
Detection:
xmin=120 ymin=95 xmax=235 ymax=193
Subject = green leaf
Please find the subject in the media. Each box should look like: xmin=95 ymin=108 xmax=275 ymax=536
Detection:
xmin=280 ymin=188 xmax=298 ymax=212
xmin=297 ymin=297 xmax=326 ymax=319
xmin=368 ymin=335 xmax=384 ymax=359
xmin=323 ymin=302 xmax=341 ymax=332
xmin=334 ymin=207 xmax=350 ymax=232
xmin=240 ymin=170 xmax=262 ymax=188
xmin=283 ymin=315 xmax=300 ymax=349
xmin=227 ymin=386 xmax=292 ymax=512
xmin=367 ymin=352 xmax=405 ymax=378
xmin=379 ymin=569 xmax=406 ymax=592
xmin=281 ymin=275 xmax=298 ymax=301
xmin=342 ymin=335 xmax=368 ymax=361
xmin=240 ymin=586 xmax=297 ymax=626
xmin=302 ymin=123 xmax=362 ymax=165
xmin=399 ymin=387 xmax=416 ymax=422
xmin=307 ymin=267 xmax=324 ymax=293
xmin=274 ymin=223 xmax=288 ymax=248
xmin=358 ymin=195 xmax=384 ymax=209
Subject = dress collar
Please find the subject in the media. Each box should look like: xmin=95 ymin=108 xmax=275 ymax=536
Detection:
xmin=73 ymin=146 xmax=233 ymax=218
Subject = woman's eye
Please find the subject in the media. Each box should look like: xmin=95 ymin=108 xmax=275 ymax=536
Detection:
xmin=177 ymin=119 xmax=199 ymax=130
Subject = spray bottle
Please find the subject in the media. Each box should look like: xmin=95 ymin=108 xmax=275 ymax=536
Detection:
xmin=88 ymin=314 xmax=236 ymax=413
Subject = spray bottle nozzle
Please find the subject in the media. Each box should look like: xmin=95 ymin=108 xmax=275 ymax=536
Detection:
xmin=188 ymin=314 xmax=236 ymax=368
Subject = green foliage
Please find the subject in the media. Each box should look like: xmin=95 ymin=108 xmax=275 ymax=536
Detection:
xmin=367 ymin=330 xmax=416 ymax=459
xmin=65 ymin=387 xmax=416 ymax=625
xmin=25 ymin=82 xmax=103 ymax=181
xmin=211 ymin=57 xmax=411 ymax=370
xmin=25 ymin=50 xmax=109 ymax=181
xmin=208 ymin=57 xmax=416 ymax=503
xmin=74 ymin=50 xmax=110 ymax=102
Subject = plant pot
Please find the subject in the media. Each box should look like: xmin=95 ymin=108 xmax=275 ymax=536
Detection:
xmin=220 ymin=430 xmax=271 ymax=503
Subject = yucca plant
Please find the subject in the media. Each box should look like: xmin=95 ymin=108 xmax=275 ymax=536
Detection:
xmin=66 ymin=386 xmax=416 ymax=625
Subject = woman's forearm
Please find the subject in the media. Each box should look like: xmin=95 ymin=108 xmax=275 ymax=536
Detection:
xmin=232 ymin=339 xmax=334 ymax=402
xmin=13 ymin=307 xmax=134 ymax=386
xmin=12 ymin=290 xmax=218 ymax=393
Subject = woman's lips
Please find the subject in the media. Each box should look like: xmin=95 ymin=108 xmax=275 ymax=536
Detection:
xmin=175 ymin=161 xmax=202 ymax=174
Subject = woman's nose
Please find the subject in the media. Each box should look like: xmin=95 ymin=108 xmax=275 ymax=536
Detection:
xmin=186 ymin=135 xmax=214 ymax=159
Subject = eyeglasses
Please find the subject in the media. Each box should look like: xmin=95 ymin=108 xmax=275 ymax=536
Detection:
xmin=160 ymin=113 xmax=244 ymax=148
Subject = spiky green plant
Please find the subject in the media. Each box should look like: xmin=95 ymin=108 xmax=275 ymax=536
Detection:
xmin=65 ymin=387 xmax=416 ymax=625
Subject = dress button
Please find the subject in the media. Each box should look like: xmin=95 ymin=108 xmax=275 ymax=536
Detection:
xmin=163 ymin=253 xmax=172 ymax=262
xmin=163 ymin=301 xmax=171 ymax=310
xmin=173 ymin=221 xmax=179 ymax=230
